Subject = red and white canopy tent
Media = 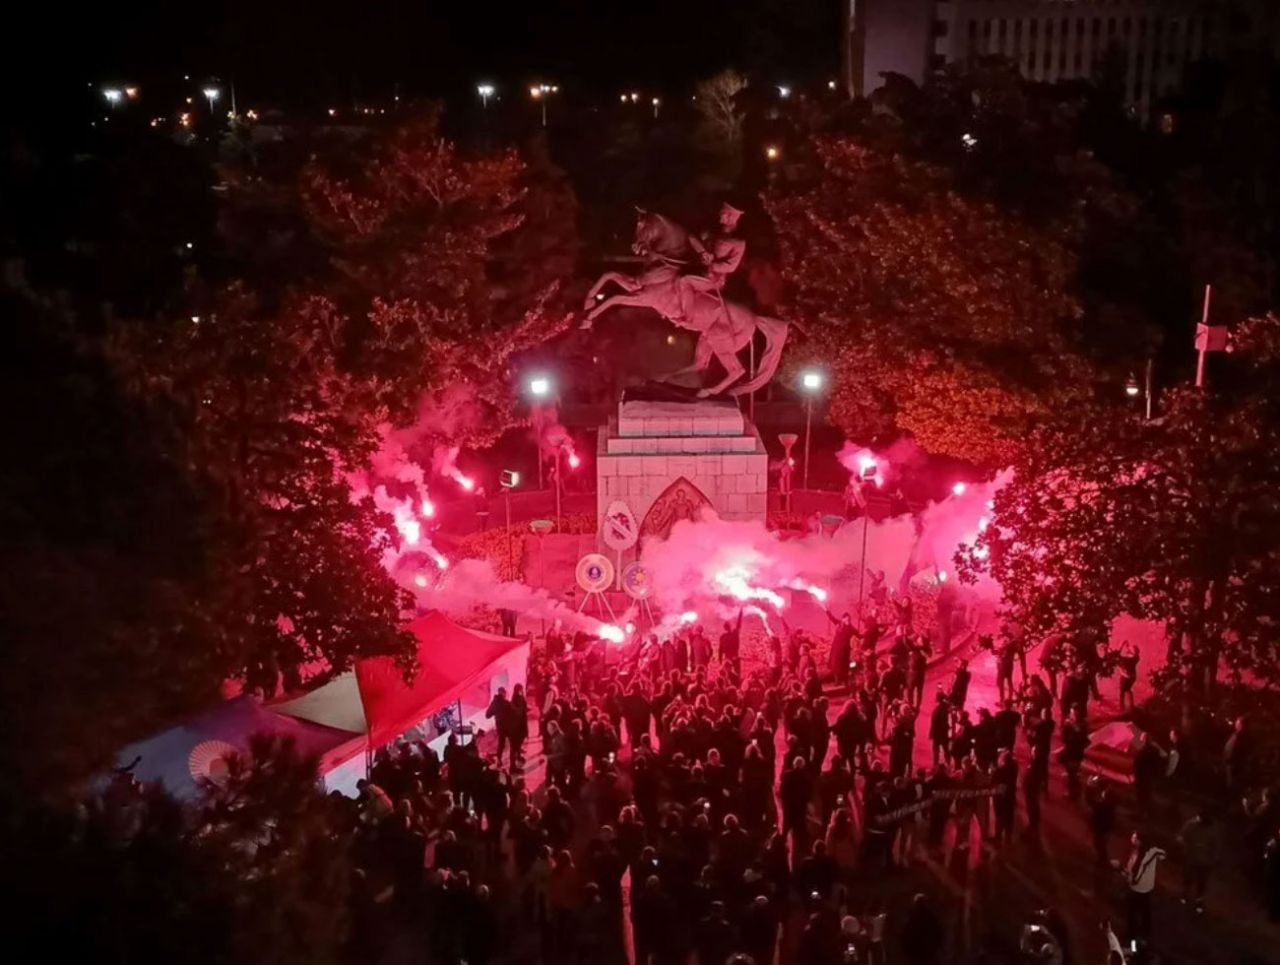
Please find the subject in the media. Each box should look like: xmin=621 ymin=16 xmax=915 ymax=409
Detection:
xmin=117 ymin=612 xmax=527 ymax=799
xmin=271 ymin=611 xmax=529 ymax=793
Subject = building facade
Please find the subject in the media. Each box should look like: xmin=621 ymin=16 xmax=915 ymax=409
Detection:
xmin=843 ymin=0 xmax=1223 ymax=117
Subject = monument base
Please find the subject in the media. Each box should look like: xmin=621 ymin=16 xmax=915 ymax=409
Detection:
xmin=597 ymin=396 xmax=768 ymax=542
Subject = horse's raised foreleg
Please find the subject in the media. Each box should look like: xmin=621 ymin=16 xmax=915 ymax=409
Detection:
xmin=584 ymin=291 xmax=655 ymax=326
xmin=583 ymin=271 xmax=637 ymax=309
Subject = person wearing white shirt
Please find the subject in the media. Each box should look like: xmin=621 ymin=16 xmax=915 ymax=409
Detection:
xmin=1121 ymin=832 xmax=1167 ymax=941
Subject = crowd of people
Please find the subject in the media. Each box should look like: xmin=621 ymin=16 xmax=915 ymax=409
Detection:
xmin=338 ymin=603 xmax=1280 ymax=965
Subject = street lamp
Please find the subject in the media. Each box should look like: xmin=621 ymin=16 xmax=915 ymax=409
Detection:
xmin=652 ymin=96 xmax=661 ymax=119
xmin=777 ymin=85 xmax=792 ymax=99
xmin=765 ymin=144 xmax=781 ymax=162
xmin=500 ymin=470 xmax=520 ymax=574
xmin=102 ymin=87 xmax=123 ymax=107
xmin=202 ymin=86 xmax=220 ymax=114
xmin=477 ymin=83 xmax=495 ymax=107
xmin=853 ymin=454 xmax=881 ymax=619
xmin=799 ymin=369 xmax=824 ymax=491
xmin=529 ymin=83 xmax=557 ymax=126
xmin=1125 ymin=361 xmax=1155 ymax=421
xmin=546 ymin=428 xmax=574 ymax=529
xmin=526 ymin=374 xmax=554 ymax=489
xmin=528 ymin=375 xmax=552 ymax=399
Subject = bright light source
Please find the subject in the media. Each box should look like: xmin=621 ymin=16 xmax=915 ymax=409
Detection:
xmin=777 ymin=85 xmax=792 ymax=98
xmin=184 ymin=241 xmax=193 ymax=250
xmin=858 ymin=455 xmax=878 ymax=480
xmin=455 ymin=474 xmax=475 ymax=492
xmin=679 ymin=611 xmax=698 ymax=624
xmin=413 ymin=574 xmax=428 ymax=588
xmin=961 ymin=132 xmax=978 ymax=149
xmin=529 ymin=86 xmax=542 ymax=98
xmin=528 ymin=375 xmax=551 ymax=397
xmin=937 ymin=571 xmax=948 ymax=583
xmin=952 ymin=482 xmax=967 ymax=497
xmin=800 ymin=370 xmax=823 ymax=392
xmin=202 ymin=87 xmax=220 ymax=103
xmin=620 ymin=94 xmax=628 ymax=103
xmin=476 ymin=83 xmax=495 ymax=97
xmin=1125 ymin=374 xmax=1141 ymax=398
xmin=567 ymin=452 xmax=581 ymax=470
xmin=102 ymin=87 xmax=123 ymax=105
xmin=599 ymin=624 xmax=625 ymax=644
xmin=765 ymin=144 xmax=781 ymax=161
xmin=630 ymin=92 xmax=639 ymax=103
xmin=652 ymin=97 xmax=660 ymax=105
xmin=625 ymin=622 xmax=636 ymax=634
xmin=434 ymin=554 xmax=449 ymax=570
xmin=124 ymin=86 xmax=139 ymax=99
xmin=420 ymin=498 xmax=435 ymax=518
xmin=828 ymin=80 xmax=837 ymax=91
xmin=190 ymin=315 xmax=200 ymax=324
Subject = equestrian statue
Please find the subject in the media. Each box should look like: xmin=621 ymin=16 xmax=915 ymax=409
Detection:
xmin=580 ymin=203 xmax=791 ymax=398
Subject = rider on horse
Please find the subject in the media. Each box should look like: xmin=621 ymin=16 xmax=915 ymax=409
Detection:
xmin=675 ymin=201 xmax=746 ymax=325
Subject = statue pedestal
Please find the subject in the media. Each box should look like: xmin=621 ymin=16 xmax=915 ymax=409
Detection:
xmin=596 ymin=396 xmax=768 ymax=542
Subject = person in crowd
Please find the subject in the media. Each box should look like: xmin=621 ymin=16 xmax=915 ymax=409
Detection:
xmin=1178 ymin=808 xmax=1222 ymax=915
xmin=1115 ymin=640 xmax=1139 ymax=711
xmin=949 ymin=658 xmax=971 ymax=711
xmin=900 ymin=893 xmax=944 ymax=964
xmin=1120 ymin=831 xmax=1168 ymax=942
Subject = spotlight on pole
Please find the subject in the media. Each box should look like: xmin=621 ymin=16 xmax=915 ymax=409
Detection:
xmin=476 ymin=83 xmax=495 ymax=106
xmin=102 ymin=87 xmax=123 ymax=106
xmin=777 ymin=85 xmax=792 ymax=99
xmin=528 ymin=375 xmax=552 ymax=399
xmin=1125 ymin=374 xmax=1141 ymax=398
xmin=800 ymin=370 xmax=823 ymax=393
xmin=500 ymin=470 xmax=520 ymax=489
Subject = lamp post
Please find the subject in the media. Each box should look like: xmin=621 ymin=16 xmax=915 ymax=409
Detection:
xmin=530 ymin=83 xmax=557 ymax=126
xmin=799 ymin=370 xmax=824 ymax=491
xmin=202 ymin=86 xmax=220 ymax=114
xmin=527 ymin=374 xmax=553 ymax=490
xmin=854 ymin=456 xmax=879 ymax=619
xmin=477 ymin=83 xmax=495 ymax=107
xmin=1125 ymin=359 xmax=1155 ymax=421
xmin=778 ymin=433 xmax=798 ymax=514
xmin=500 ymin=470 xmax=520 ymax=577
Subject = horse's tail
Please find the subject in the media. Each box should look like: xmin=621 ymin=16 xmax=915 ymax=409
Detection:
xmin=729 ymin=316 xmax=789 ymax=397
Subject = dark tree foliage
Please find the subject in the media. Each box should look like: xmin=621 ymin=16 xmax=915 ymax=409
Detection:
xmin=960 ymin=314 xmax=1280 ymax=695
xmin=0 ymin=277 xmax=233 ymax=798
xmin=7 ymin=737 xmax=350 ymax=965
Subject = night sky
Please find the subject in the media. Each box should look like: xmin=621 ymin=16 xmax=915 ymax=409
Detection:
xmin=25 ymin=0 xmax=838 ymax=112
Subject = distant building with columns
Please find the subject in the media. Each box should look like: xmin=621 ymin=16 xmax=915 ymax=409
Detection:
xmin=841 ymin=0 xmax=1246 ymax=118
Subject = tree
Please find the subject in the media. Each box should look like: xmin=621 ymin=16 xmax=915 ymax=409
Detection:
xmin=0 ymin=275 xmax=235 ymax=798
xmin=109 ymin=285 xmax=417 ymax=695
xmin=961 ymin=315 xmax=1280 ymax=694
xmin=7 ymin=736 xmax=350 ymax=964
xmin=297 ymin=110 xmax=576 ymax=445
xmin=766 ymin=137 xmax=1089 ymax=466
xmin=694 ymin=69 xmax=748 ymax=159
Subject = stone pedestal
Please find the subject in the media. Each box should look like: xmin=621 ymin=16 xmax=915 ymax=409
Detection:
xmin=596 ymin=398 xmax=769 ymax=539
